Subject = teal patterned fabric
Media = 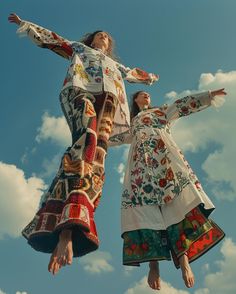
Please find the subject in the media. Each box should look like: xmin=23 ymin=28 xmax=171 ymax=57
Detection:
xmin=123 ymin=229 xmax=171 ymax=265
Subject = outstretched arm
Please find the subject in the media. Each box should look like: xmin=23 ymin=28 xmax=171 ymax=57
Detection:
xmin=8 ymin=13 xmax=73 ymax=60
xmin=162 ymin=88 xmax=227 ymax=123
xmin=108 ymin=129 xmax=132 ymax=147
xmin=117 ymin=62 xmax=159 ymax=85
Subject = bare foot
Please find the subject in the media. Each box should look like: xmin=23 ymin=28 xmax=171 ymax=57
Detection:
xmin=48 ymin=229 xmax=73 ymax=275
xmin=148 ymin=261 xmax=161 ymax=290
xmin=179 ymin=253 xmax=195 ymax=288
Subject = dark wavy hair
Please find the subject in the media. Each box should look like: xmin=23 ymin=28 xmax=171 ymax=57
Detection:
xmin=130 ymin=91 xmax=152 ymax=120
xmin=80 ymin=30 xmax=117 ymax=60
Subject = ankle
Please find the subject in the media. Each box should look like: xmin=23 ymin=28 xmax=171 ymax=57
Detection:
xmin=149 ymin=261 xmax=159 ymax=270
xmin=59 ymin=229 xmax=72 ymax=240
xmin=179 ymin=252 xmax=188 ymax=262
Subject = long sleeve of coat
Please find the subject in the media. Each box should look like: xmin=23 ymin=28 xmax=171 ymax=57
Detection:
xmin=17 ymin=20 xmax=73 ymax=59
xmin=162 ymin=91 xmax=213 ymax=123
xmin=116 ymin=63 xmax=159 ymax=85
xmin=108 ymin=129 xmax=132 ymax=146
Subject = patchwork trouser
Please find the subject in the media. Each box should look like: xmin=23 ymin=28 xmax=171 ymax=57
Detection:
xmin=123 ymin=205 xmax=225 ymax=268
xmin=22 ymin=88 xmax=117 ymax=257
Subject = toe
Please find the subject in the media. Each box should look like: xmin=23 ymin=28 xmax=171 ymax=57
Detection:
xmin=48 ymin=260 xmax=53 ymax=272
xmin=187 ymin=277 xmax=192 ymax=288
xmin=153 ymin=281 xmax=158 ymax=290
xmin=67 ymin=251 xmax=73 ymax=265
xmin=67 ymin=243 xmax=73 ymax=265
xmin=48 ymin=254 xmax=56 ymax=273
xmin=148 ymin=280 xmax=153 ymax=289
xmin=59 ymin=256 xmax=66 ymax=266
xmin=53 ymin=262 xmax=60 ymax=275
xmin=190 ymin=277 xmax=195 ymax=288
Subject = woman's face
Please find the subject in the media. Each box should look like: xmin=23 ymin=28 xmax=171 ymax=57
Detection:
xmin=92 ymin=31 xmax=110 ymax=52
xmin=135 ymin=92 xmax=151 ymax=109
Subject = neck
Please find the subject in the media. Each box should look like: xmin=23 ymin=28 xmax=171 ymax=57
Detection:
xmin=138 ymin=104 xmax=149 ymax=111
xmin=93 ymin=44 xmax=107 ymax=54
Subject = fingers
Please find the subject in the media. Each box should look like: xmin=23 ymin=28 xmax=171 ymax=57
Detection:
xmin=8 ymin=13 xmax=16 ymax=20
xmin=211 ymin=88 xmax=227 ymax=97
xmin=8 ymin=13 xmax=21 ymax=24
xmin=217 ymin=88 xmax=227 ymax=95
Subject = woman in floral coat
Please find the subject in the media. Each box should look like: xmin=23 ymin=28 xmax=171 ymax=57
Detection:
xmin=8 ymin=13 xmax=158 ymax=275
xmin=109 ymin=89 xmax=226 ymax=290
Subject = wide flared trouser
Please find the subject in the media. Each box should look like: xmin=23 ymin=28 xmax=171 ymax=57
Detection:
xmin=122 ymin=205 xmax=225 ymax=268
xmin=22 ymin=88 xmax=117 ymax=257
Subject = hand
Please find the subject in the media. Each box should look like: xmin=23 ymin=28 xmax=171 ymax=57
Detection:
xmin=211 ymin=88 xmax=227 ymax=98
xmin=151 ymin=73 xmax=159 ymax=82
xmin=8 ymin=13 xmax=22 ymax=25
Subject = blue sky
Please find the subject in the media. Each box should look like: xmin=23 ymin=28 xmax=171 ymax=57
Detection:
xmin=1 ymin=0 xmax=236 ymax=294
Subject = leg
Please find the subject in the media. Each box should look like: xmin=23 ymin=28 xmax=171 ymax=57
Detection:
xmin=47 ymin=93 xmax=117 ymax=273
xmin=94 ymin=94 xmax=116 ymax=165
xmin=47 ymin=91 xmax=99 ymax=274
xmin=148 ymin=261 xmax=161 ymax=290
xmin=167 ymin=206 xmax=224 ymax=285
xmin=179 ymin=252 xmax=195 ymax=288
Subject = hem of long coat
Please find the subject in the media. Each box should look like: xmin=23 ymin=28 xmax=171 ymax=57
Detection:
xmin=22 ymin=223 xmax=99 ymax=257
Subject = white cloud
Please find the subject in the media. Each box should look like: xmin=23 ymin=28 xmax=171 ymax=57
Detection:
xmin=114 ymin=145 xmax=130 ymax=183
xmin=39 ymin=152 xmax=62 ymax=179
xmin=80 ymin=251 xmax=114 ymax=274
xmin=124 ymin=276 xmax=189 ymax=294
xmin=0 ymin=289 xmax=6 ymax=294
xmin=165 ymin=90 xmax=178 ymax=100
xmin=36 ymin=112 xmax=71 ymax=147
xmin=0 ymin=161 xmax=46 ymax=238
xmin=167 ymin=70 xmax=236 ymax=201
xmin=116 ymin=162 xmax=125 ymax=184
xmin=194 ymin=238 xmax=236 ymax=294
xmin=165 ymin=90 xmax=193 ymax=102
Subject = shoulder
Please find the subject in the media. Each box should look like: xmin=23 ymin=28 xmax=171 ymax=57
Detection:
xmin=71 ymin=41 xmax=86 ymax=51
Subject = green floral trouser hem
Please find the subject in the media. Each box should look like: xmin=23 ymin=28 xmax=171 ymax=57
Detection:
xmin=123 ymin=229 xmax=171 ymax=266
xmin=123 ymin=206 xmax=225 ymax=267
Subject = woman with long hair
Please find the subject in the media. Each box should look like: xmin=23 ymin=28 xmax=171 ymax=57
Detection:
xmin=109 ymin=89 xmax=226 ymax=289
xmin=8 ymin=13 xmax=158 ymax=275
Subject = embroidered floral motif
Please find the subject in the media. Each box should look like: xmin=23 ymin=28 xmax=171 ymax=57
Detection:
xmin=123 ymin=229 xmax=171 ymax=265
xmin=118 ymin=93 xmax=212 ymax=208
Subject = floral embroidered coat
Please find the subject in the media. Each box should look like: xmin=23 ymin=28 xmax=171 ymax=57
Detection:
xmin=17 ymin=21 xmax=158 ymax=136
xmin=109 ymin=92 xmax=218 ymax=233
